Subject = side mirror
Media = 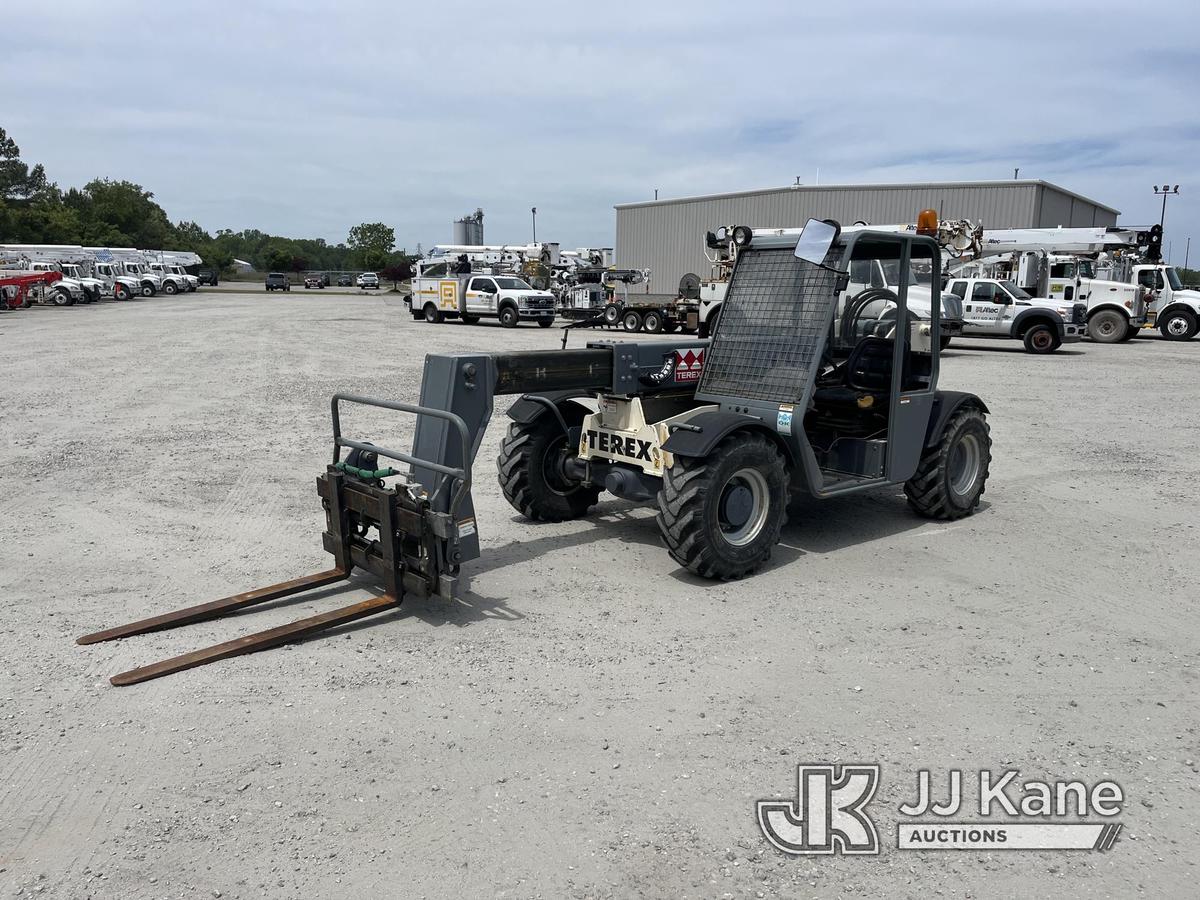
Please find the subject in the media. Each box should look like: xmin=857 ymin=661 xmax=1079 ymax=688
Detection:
xmin=794 ymin=218 xmax=840 ymax=265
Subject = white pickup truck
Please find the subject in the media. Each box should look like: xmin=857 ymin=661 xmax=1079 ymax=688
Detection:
xmin=405 ymin=262 xmax=556 ymax=327
xmin=944 ymin=277 xmax=1085 ymax=353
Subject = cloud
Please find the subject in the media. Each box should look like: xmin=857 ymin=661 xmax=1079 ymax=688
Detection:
xmin=3 ymin=0 xmax=1197 ymax=259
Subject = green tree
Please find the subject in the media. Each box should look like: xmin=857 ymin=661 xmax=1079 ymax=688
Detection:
xmin=0 ymin=127 xmax=50 ymax=202
xmin=262 ymin=242 xmax=293 ymax=272
xmin=347 ymin=222 xmax=395 ymax=271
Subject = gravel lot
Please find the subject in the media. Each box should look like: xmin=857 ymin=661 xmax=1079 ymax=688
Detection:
xmin=1 ymin=291 xmax=1197 ymax=899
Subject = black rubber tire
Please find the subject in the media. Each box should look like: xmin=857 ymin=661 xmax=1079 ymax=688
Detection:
xmin=114 ymin=284 xmax=130 ymax=301
xmin=423 ymin=303 xmax=444 ymax=324
xmin=1158 ymin=309 xmax=1198 ymax=341
xmin=642 ymin=311 xmax=664 ymax=333
xmin=497 ymin=415 xmax=599 ymax=521
xmin=939 ymin=335 xmax=952 ymax=350
xmin=53 ymin=289 xmax=74 ymax=307
xmin=499 ymin=306 xmax=519 ymax=328
xmin=141 ymin=284 xmax=155 ymax=296
xmin=622 ymin=310 xmax=643 ymax=332
xmin=461 ymin=314 xmax=479 ymax=325
xmin=1120 ymin=323 xmax=1140 ymax=341
xmin=705 ymin=304 xmax=722 ymax=337
xmin=537 ymin=318 xmax=553 ymax=328
xmin=1088 ymin=309 xmax=1126 ymax=343
xmin=1022 ymin=324 xmax=1059 ymax=353
xmin=904 ymin=406 xmax=991 ymax=520
xmin=164 ymin=282 xmax=178 ymax=295
xmin=663 ymin=322 xmax=679 ymax=333
xmin=655 ymin=432 xmax=788 ymax=581
xmin=603 ymin=304 xmax=621 ymax=326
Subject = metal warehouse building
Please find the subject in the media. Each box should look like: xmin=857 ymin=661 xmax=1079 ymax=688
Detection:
xmin=614 ymin=180 xmax=1119 ymax=295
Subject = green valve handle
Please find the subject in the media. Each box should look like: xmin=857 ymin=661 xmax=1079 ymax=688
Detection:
xmin=335 ymin=462 xmax=399 ymax=480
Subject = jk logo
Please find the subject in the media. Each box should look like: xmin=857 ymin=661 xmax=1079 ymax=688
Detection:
xmin=757 ymin=764 xmax=880 ymax=855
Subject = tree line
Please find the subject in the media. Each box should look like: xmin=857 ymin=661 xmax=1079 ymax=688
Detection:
xmin=0 ymin=126 xmax=412 ymax=279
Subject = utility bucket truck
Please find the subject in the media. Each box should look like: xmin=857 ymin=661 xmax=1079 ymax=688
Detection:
xmin=0 ymin=246 xmax=93 ymax=305
xmin=79 ymin=216 xmax=992 ymax=686
xmin=87 ymin=248 xmax=162 ymax=296
xmin=405 ymin=245 xmax=559 ymax=327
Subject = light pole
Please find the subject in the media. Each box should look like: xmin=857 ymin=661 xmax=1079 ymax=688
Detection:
xmin=1185 ymin=237 xmax=1191 ymax=272
xmin=1152 ymin=184 xmax=1179 ymax=231
xmin=531 ymin=207 xmax=537 ymax=244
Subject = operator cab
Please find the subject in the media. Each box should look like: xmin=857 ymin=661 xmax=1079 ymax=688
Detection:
xmin=807 ymin=233 xmax=937 ymax=488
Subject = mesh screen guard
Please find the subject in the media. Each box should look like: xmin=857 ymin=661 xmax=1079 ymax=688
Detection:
xmin=696 ymin=247 xmax=840 ymax=404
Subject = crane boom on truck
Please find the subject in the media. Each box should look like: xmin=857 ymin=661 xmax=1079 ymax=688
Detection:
xmin=948 ymin=225 xmax=1173 ymax=341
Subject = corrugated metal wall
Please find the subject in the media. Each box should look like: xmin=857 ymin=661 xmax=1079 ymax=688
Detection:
xmin=1034 ymin=185 xmax=1118 ymax=228
xmin=615 ymin=182 xmax=1116 ymax=295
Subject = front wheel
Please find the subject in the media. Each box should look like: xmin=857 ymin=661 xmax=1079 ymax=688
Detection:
xmin=656 ymin=433 xmax=788 ymax=580
xmin=53 ymin=289 xmax=74 ymax=307
xmin=1159 ymin=309 xmax=1198 ymax=341
xmin=115 ymin=284 xmax=131 ymax=301
xmin=904 ymin=406 xmax=991 ymax=520
xmin=537 ymin=318 xmax=553 ymax=328
xmin=141 ymin=284 xmax=155 ymax=296
xmin=164 ymin=282 xmax=178 ymax=295
xmin=499 ymin=306 xmax=519 ymax=328
xmin=1022 ymin=324 xmax=1059 ymax=353
xmin=497 ymin=415 xmax=600 ymax=521
xmin=1087 ymin=309 xmax=1126 ymax=343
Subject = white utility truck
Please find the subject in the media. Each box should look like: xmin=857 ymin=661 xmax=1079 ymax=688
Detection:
xmin=0 ymin=245 xmax=96 ymax=304
xmin=943 ymin=277 xmax=1086 ymax=352
xmin=87 ymin=247 xmax=162 ymax=296
xmin=406 ymin=256 xmax=557 ymax=327
xmin=143 ymin=250 xmax=201 ymax=292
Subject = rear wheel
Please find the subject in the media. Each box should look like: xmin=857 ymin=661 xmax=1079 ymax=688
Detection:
xmin=1022 ymin=324 xmax=1059 ymax=353
xmin=1088 ymin=309 xmax=1126 ymax=343
xmin=423 ymin=303 xmax=444 ymax=324
xmin=497 ymin=415 xmax=599 ymax=521
xmin=642 ymin=310 xmax=664 ymax=333
xmin=1159 ymin=309 xmax=1197 ymax=341
xmin=499 ymin=305 xmax=519 ymax=328
xmin=656 ymin=433 xmax=788 ymax=580
xmin=904 ymin=406 xmax=991 ymax=520
xmin=603 ymin=303 xmax=621 ymax=326
xmin=622 ymin=310 xmax=643 ymax=332
xmin=141 ymin=283 xmax=155 ymax=297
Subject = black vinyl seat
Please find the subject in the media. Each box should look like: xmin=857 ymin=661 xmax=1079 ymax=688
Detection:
xmin=812 ymin=337 xmax=895 ymax=407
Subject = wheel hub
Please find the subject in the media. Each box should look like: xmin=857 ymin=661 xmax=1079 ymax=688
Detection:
xmin=1167 ymin=317 xmax=1187 ymax=336
xmin=721 ymin=485 xmax=753 ymax=528
xmin=717 ymin=468 xmax=770 ymax=546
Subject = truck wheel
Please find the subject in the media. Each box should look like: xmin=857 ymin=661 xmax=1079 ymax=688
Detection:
xmin=141 ymin=284 xmax=155 ymax=296
xmin=497 ymin=416 xmax=599 ymax=521
xmin=537 ymin=318 xmax=553 ymax=328
xmin=701 ymin=305 xmax=722 ymax=338
xmin=656 ymin=433 xmax=788 ymax=580
xmin=904 ymin=406 xmax=991 ymax=520
xmin=1087 ymin=309 xmax=1126 ymax=343
xmin=164 ymin=282 xmax=178 ymax=295
xmin=1120 ymin=323 xmax=1141 ymax=341
xmin=622 ymin=310 xmax=643 ymax=332
xmin=642 ymin=311 xmax=664 ymax=333
xmin=1022 ymin=324 xmax=1059 ymax=353
xmin=461 ymin=314 xmax=479 ymax=325
xmin=115 ymin=284 xmax=131 ymax=301
xmin=663 ymin=322 xmax=679 ymax=333
xmin=1159 ymin=309 xmax=1198 ymax=341
xmin=603 ymin=304 xmax=621 ymax=326
xmin=53 ymin=289 xmax=74 ymax=306
xmin=939 ymin=335 xmax=952 ymax=350
xmin=499 ymin=306 xmax=519 ymax=328
xmin=423 ymin=303 xmax=444 ymax=324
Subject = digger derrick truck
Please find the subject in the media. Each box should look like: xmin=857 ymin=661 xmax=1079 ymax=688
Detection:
xmin=79 ymin=218 xmax=992 ymax=685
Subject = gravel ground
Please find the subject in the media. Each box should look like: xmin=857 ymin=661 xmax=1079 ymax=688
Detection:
xmin=1 ymin=291 xmax=1197 ymax=899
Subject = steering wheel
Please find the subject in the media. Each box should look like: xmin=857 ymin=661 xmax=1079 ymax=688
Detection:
xmin=840 ymin=288 xmax=899 ymax=346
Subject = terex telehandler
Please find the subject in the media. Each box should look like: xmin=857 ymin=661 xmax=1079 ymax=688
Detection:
xmin=80 ymin=215 xmax=992 ymax=685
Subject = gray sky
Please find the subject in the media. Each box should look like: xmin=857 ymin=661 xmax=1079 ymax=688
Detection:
xmin=5 ymin=0 xmax=1198 ymax=261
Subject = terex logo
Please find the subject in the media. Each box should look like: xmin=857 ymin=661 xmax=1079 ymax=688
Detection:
xmin=674 ymin=349 xmax=705 ymax=383
xmin=584 ymin=429 xmax=653 ymax=461
xmin=757 ymin=764 xmax=880 ymax=855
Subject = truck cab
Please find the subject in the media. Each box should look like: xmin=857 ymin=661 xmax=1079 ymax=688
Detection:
xmin=406 ymin=260 xmax=556 ymax=327
xmin=144 ymin=261 xmax=191 ymax=294
xmin=944 ymin=277 xmax=1085 ymax=353
xmin=1132 ymin=265 xmax=1200 ymax=340
xmin=1038 ymin=256 xmax=1148 ymax=342
xmin=92 ymin=261 xmax=141 ymax=300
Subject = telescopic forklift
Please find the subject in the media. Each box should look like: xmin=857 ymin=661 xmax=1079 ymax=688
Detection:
xmin=80 ymin=214 xmax=992 ymax=685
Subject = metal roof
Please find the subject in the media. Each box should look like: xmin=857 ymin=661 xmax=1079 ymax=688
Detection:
xmin=615 ymin=179 xmax=1120 ymax=216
